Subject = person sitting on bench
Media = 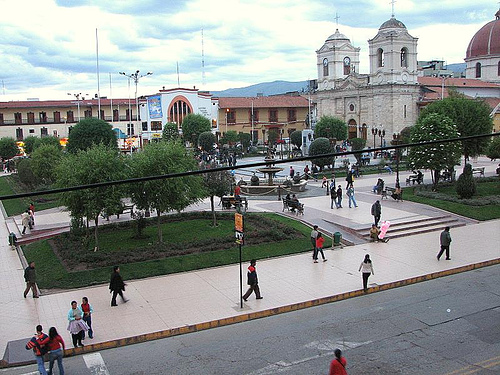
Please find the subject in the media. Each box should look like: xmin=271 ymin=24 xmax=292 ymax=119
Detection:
xmin=289 ymin=194 xmax=300 ymax=212
xmin=391 ymin=184 xmax=402 ymax=201
xmin=372 ymin=179 xmax=384 ymax=194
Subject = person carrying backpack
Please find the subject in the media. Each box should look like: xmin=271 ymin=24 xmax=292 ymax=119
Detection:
xmin=26 ymin=325 xmax=50 ymax=375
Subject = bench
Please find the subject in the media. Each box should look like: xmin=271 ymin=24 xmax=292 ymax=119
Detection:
xmin=122 ymin=204 xmax=134 ymax=215
xmin=282 ymin=198 xmax=304 ymax=215
xmin=472 ymin=167 xmax=485 ymax=177
xmin=406 ymin=174 xmax=423 ymax=186
xmin=385 ymin=186 xmax=403 ymax=202
xmin=221 ymin=196 xmax=248 ymax=210
xmin=378 ymin=165 xmax=393 ymax=174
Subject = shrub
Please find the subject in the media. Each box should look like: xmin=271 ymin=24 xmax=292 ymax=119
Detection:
xmin=456 ymin=164 xmax=477 ymax=199
xmin=16 ymin=158 xmax=37 ymax=187
xmin=308 ymin=137 xmax=334 ymax=170
xmin=290 ymin=130 xmax=302 ymax=148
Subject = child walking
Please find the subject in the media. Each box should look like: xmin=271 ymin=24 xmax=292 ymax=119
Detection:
xmin=81 ymin=297 xmax=94 ymax=339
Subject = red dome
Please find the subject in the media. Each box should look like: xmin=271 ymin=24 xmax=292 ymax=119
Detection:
xmin=466 ymin=13 xmax=500 ymax=59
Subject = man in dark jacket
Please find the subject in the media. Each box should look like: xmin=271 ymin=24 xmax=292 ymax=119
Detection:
xmin=109 ymin=266 xmax=128 ymax=306
xmin=437 ymin=227 xmax=452 ymax=260
xmin=26 ymin=324 xmax=49 ymax=375
xmin=23 ymin=261 xmax=39 ymax=298
xmin=242 ymin=259 xmax=263 ymax=301
xmin=371 ymin=200 xmax=381 ymax=226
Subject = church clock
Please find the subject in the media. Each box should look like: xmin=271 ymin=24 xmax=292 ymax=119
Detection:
xmin=343 ymin=56 xmax=351 ymax=66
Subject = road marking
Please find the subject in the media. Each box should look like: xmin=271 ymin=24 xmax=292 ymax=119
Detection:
xmin=83 ymin=352 xmax=110 ymax=375
xmin=443 ymin=355 xmax=500 ymax=375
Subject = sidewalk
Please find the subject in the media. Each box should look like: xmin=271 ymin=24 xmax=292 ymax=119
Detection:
xmin=1 ymin=166 xmax=499 ymax=366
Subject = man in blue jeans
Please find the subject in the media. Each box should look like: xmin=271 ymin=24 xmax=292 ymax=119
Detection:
xmin=26 ymin=325 xmax=49 ymax=375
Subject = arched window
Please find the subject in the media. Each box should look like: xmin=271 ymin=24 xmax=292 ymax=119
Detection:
xmin=400 ymin=48 xmax=408 ymax=67
xmin=475 ymin=62 xmax=481 ymax=78
xmin=169 ymin=99 xmax=192 ymax=126
xmin=343 ymin=56 xmax=351 ymax=75
xmin=377 ymin=48 xmax=384 ymax=67
xmin=348 ymin=119 xmax=357 ymax=139
xmin=323 ymin=58 xmax=329 ymax=77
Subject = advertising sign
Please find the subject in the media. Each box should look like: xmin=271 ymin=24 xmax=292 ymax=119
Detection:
xmin=148 ymin=95 xmax=163 ymax=119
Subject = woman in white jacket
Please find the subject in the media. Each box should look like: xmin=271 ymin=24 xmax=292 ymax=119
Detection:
xmin=359 ymin=254 xmax=374 ymax=292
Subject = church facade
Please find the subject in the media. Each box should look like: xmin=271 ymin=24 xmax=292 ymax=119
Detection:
xmin=313 ymin=17 xmax=421 ymax=147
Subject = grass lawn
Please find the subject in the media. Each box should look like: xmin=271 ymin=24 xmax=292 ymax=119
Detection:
xmin=0 ymin=175 xmax=59 ymax=216
xmin=403 ymin=181 xmax=500 ymax=221
xmin=23 ymin=212 xmax=329 ymax=290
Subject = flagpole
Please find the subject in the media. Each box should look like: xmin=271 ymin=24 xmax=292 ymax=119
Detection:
xmin=96 ymin=28 xmax=101 ymax=117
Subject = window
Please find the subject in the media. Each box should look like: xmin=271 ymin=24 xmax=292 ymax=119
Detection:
xmin=476 ymin=62 xmax=481 ymax=78
xmin=29 ymin=128 xmax=35 ymax=134
xmin=323 ymin=58 xmax=329 ymax=77
xmin=54 ymin=111 xmax=61 ymax=123
xmin=68 ymin=126 xmax=73 ymax=134
xmin=401 ymin=48 xmax=408 ymax=67
xmin=127 ymin=123 xmax=134 ymax=136
xmin=348 ymin=119 xmax=357 ymax=139
xmin=269 ymin=109 xmax=278 ymax=122
xmin=349 ymin=104 xmax=355 ymax=112
xmin=41 ymin=127 xmax=48 ymax=137
xmin=227 ymin=110 xmax=236 ymax=124
xmin=84 ymin=109 xmax=92 ymax=118
xmin=498 ymin=61 xmax=500 ymax=76
xmin=249 ymin=109 xmax=259 ymax=123
xmin=377 ymin=48 xmax=384 ymax=67
xmin=0 ymin=113 xmax=3 ymax=125
xmin=287 ymin=109 xmax=296 ymax=122
xmin=53 ymin=130 xmax=58 ymax=137
xmin=251 ymin=130 xmax=258 ymax=143
xmin=142 ymin=121 xmax=148 ymax=131
xmin=39 ymin=112 xmax=47 ymax=123
xmin=14 ymin=112 xmax=22 ymax=124
xmin=151 ymin=121 xmax=162 ymax=131
xmin=343 ymin=56 xmax=351 ymax=75
xmin=16 ymin=127 xmax=23 ymax=140
xmin=404 ymin=105 xmax=407 ymax=119
xmin=169 ymin=100 xmax=192 ymax=126
xmin=67 ymin=110 xmax=74 ymax=122
xmin=113 ymin=109 xmax=119 ymax=122
xmin=27 ymin=112 xmax=35 ymax=124
xmin=100 ymin=110 xmax=105 ymax=120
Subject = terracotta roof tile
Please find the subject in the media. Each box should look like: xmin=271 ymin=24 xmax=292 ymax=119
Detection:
xmin=418 ymin=76 xmax=500 ymax=88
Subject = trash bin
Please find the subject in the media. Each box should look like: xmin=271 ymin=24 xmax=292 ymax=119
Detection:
xmin=333 ymin=231 xmax=342 ymax=246
xmin=8 ymin=232 xmax=17 ymax=246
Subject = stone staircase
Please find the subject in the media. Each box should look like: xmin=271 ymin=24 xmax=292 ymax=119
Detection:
xmin=356 ymin=215 xmax=468 ymax=241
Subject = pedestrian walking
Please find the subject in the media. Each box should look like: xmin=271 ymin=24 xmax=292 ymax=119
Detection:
xmin=23 ymin=261 xmax=39 ymax=298
xmin=109 ymin=266 xmax=128 ymax=306
xmin=336 ymin=185 xmax=343 ymax=208
xmin=322 ymin=176 xmax=328 ymax=188
xmin=310 ymin=225 xmax=318 ymax=254
xmin=437 ymin=226 xmax=452 ymax=261
xmin=21 ymin=210 xmax=31 ymax=234
xmin=25 ymin=325 xmax=50 ymax=375
xmin=346 ymin=186 xmax=358 ymax=208
xmin=29 ymin=202 xmax=36 ymax=226
xmin=359 ymin=254 xmax=374 ymax=292
xmin=330 ymin=186 xmax=338 ymax=209
xmin=47 ymin=327 xmax=65 ymax=375
xmin=67 ymin=301 xmax=88 ymax=348
xmin=81 ymin=297 xmax=94 ymax=339
xmin=371 ymin=200 xmax=381 ymax=226
xmin=242 ymin=259 xmax=263 ymax=301
xmin=313 ymin=232 xmax=327 ymax=263
xmin=289 ymin=166 xmax=295 ymax=178
xmin=345 ymin=171 xmax=353 ymax=189
xmin=329 ymin=348 xmax=348 ymax=375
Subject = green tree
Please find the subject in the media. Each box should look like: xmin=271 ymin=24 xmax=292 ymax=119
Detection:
xmin=35 ymin=136 xmax=62 ymax=151
xmin=268 ymin=128 xmax=279 ymax=145
xmin=201 ymin=163 xmax=233 ymax=226
xmin=0 ymin=137 xmax=19 ymax=160
xmin=181 ymin=114 xmax=211 ymax=146
xmin=408 ymin=113 xmax=461 ymax=189
xmin=30 ymin=144 xmax=63 ymax=185
xmin=290 ymin=130 xmax=302 ymax=148
xmin=23 ymin=136 xmax=38 ymax=155
xmin=162 ymin=122 xmax=179 ymax=141
xmin=16 ymin=158 xmax=37 ymax=187
xmin=198 ymin=131 xmax=216 ymax=152
xmin=350 ymin=138 xmax=366 ymax=164
xmin=221 ymin=130 xmax=239 ymax=145
xmin=127 ymin=141 xmax=204 ymax=243
xmin=66 ymin=118 xmax=118 ymax=154
xmin=485 ymin=136 xmax=500 ymax=160
xmin=456 ymin=163 xmax=476 ymax=199
xmin=314 ymin=116 xmax=347 ymax=141
xmin=56 ymin=144 xmax=125 ymax=250
xmin=400 ymin=126 xmax=412 ymax=145
xmin=308 ymin=137 xmax=334 ymax=171
xmin=238 ymin=132 xmax=251 ymax=150
xmin=419 ymin=94 xmax=493 ymax=161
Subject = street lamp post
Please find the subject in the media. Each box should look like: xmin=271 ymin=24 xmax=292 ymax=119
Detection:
xmin=371 ymin=127 xmax=377 ymax=158
xmin=119 ymin=70 xmax=153 ymax=124
xmin=67 ymin=93 xmax=88 ymax=122
xmin=225 ymin=108 xmax=229 ymax=134
xmin=379 ymin=129 xmax=385 ymax=149
xmin=392 ymin=133 xmax=402 ymax=186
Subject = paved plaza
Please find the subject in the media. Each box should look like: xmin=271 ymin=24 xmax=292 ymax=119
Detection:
xmin=0 ymin=157 xmax=499 ymax=366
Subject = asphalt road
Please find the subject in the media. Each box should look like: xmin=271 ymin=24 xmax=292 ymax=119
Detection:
xmin=5 ymin=265 xmax=500 ymax=375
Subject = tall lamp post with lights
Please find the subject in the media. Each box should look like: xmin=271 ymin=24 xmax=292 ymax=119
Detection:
xmin=67 ymin=93 xmax=88 ymax=122
xmin=119 ymin=70 xmax=153 ymax=125
xmin=371 ymin=128 xmax=385 ymax=158
xmin=392 ymin=133 xmax=402 ymax=186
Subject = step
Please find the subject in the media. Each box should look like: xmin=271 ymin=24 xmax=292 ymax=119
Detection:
xmin=385 ymin=222 xmax=466 ymax=240
xmin=359 ymin=218 xmax=461 ymax=237
xmin=16 ymin=227 xmax=69 ymax=245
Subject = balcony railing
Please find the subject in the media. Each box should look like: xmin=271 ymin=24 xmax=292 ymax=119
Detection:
xmin=0 ymin=115 xmax=139 ymax=126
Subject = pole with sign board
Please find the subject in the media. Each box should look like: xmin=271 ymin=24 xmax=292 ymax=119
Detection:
xmin=235 ymin=212 xmax=244 ymax=308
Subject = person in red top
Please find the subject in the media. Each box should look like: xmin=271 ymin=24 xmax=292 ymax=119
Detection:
xmin=329 ymin=348 xmax=348 ymax=375
xmin=234 ymin=184 xmax=241 ymax=197
xmin=313 ymin=232 xmax=327 ymax=263
xmin=81 ymin=297 xmax=94 ymax=339
xmin=25 ymin=325 xmax=50 ymax=375
xmin=47 ymin=327 xmax=65 ymax=375
xmin=242 ymin=259 xmax=263 ymax=301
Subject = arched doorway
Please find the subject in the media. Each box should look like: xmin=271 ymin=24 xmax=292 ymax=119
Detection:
xmin=361 ymin=123 xmax=367 ymax=140
xmin=348 ymin=119 xmax=357 ymax=139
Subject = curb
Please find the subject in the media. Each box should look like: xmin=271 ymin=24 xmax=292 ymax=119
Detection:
xmin=3 ymin=257 xmax=498 ymax=367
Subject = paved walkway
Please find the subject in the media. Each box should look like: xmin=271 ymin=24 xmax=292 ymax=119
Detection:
xmin=1 ymin=158 xmax=499 ymax=366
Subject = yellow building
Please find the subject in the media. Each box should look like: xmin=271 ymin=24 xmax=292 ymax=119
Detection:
xmin=217 ymin=95 xmax=310 ymax=143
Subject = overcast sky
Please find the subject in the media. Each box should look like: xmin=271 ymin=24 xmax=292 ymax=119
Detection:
xmin=0 ymin=0 xmax=497 ymax=101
